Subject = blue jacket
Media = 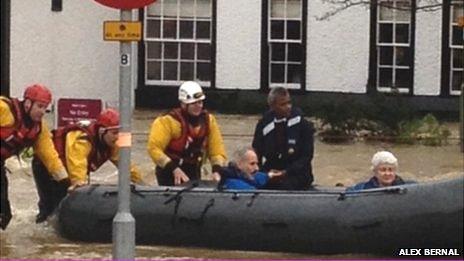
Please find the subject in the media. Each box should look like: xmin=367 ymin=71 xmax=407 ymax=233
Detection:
xmin=219 ymin=164 xmax=269 ymax=190
xmin=347 ymin=176 xmax=407 ymax=191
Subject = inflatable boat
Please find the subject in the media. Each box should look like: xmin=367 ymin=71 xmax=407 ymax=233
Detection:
xmin=57 ymin=177 xmax=463 ymax=255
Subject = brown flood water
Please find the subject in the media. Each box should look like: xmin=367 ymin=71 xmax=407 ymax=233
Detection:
xmin=1 ymin=111 xmax=463 ymax=259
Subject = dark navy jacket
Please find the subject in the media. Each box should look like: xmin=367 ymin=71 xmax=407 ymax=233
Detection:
xmin=347 ymin=176 xmax=408 ymax=191
xmin=252 ymin=107 xmax=314 ymax=190
xmin=219 ymin=164 xmax=269 ymax=190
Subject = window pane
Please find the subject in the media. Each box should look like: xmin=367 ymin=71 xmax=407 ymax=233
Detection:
xmin=379 ymin=5 xmax=394 ymax=21
xmin=147 ymin=3 xmax=162 ymax=17
xmin=288 ymin=64 xmax=301 ymax=83
xmin=395 ymin=1 xmax=411 ymax=22
xmin=147 ymin=42 xmax=162 ymax=59
xmin=180 ymin=20 xmax=194 ymax=39
xmin=395 ymin=68 xmax=411 ymax=88
xmin=453 ymin=49 xmax=463 ymax=69
xmin=180 ymin=0 xmax=195 ymax=18
xmin=147 ymin=61 xmax=161 ymax=80
xmin=163 ymin=61 xmax=178 ymax=80
xmin=379 ymin=68 xmax=392 ymax=87
xmin=271 ymin=43 xmax=285 ymax=61
xmin=452 ymin=4 xmax=463 ymax=23
xmin=379 ymin=46 xmax=393 ymax=65
xmin=271 ymin=0 xmax=285 ymax=18
xmin=271 ymin=63 xmax=285 ymax=83
xmin=395 ymin=47 xmax=411 ymax=66
xmin=271 ymin=20 xmax=285 ymax=39
xmin=163 ymin=20 xmax=177 ymax=38
xmin=146 ymin=20 xmax=161 ymax=38
xmin=451 ymin=71 xmax=463 ymax=91
xmin=197 ymin=43 xmax=211 ymax=60
xmin=379 ymin=23 xmax=393 ymax=43
xmin=197 ymin=62 xmax=211 ymax=81
xmin=163 ymin=0 xmax=178 ymax=18
xmin=164 ymin=43 xmax=178 ymax=59
xmin=451 ymin=26 xmax=463 ymax=46
xmin=180 ymin=62 xmax=194 ymax=80
xmin=197 ymin=0 xmax=211 ymax=18
xmin=181 ymin=43 xmax=195 ymax=60
xmin=395 ymin=24 xmax=409 ymax=43
xmin=288 ymin=43 xmax=302 ymax=62
xmin=287 ymin=21 xmax=301 ymax=40
xmin=196 ymin=21 xmax=210 ymax=39
xmin=287 ymin=0 xmax=301 ymax=18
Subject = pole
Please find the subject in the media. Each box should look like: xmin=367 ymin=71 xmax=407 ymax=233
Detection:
xmin=460 ymin=83 xmax=463 ymax=153
xmin=112 ymin=9 xmax=135 ymax=259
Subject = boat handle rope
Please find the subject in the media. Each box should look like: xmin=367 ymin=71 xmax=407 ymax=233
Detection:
xmin=247 ymin=192 xmax=259 ymax=207
xmin=163 ymin=181 xmax=199 ymax=205
xmin=101 ymin=184 xmax=146 ymax=198
xmin=177 ymin=198 xmax=215 ymax=226
xmin=337 ymin=187 xmax=407 ymax=201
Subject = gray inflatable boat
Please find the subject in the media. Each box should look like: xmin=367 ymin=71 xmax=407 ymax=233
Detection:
xmin=57 ymin=177 xmax=463 ymax=255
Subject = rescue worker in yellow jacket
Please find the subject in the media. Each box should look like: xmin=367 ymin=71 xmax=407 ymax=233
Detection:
xmin=32 ymin=108 xmax=144 ymax=223
xmin=147 ymin=81 xmax=227 ymax=186
xmin=0 ymin=84 xmax=69 ymax=230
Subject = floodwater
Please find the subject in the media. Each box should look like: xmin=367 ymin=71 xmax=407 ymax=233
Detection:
xmin=1 ymin=110 xmax=463 ymax=259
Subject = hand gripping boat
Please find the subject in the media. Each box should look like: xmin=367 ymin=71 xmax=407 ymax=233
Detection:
xmin=57 ymin=177 xmax=463 ymax=255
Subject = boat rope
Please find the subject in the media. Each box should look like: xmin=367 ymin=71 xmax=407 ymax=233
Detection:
xmin=247 ymin=192 xmax=259 ymax=207
xmin=337 ymin=187 xmax=408 ymax=201
xmin=163 ymin=181 xmax=199 ymax=205
xmin=177 ymin=198 xmax=215 ymax=226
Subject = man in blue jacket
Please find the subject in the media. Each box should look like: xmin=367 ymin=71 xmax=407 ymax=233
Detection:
xmin=219 ymin=147 xmax=282 ymax=190
xmin=252 ymin=87 xmax=315 ymax=190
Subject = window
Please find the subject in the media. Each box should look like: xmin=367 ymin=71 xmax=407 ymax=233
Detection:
xmin=376 ymin=0 xmax=413 ymax=93
xmin=267 ymin=0 xmax=304 ymax=89
xmin=448 ymin=0 xmax=463 ymax=95
xmin=144 ymin=0 xmax=213 ymax=87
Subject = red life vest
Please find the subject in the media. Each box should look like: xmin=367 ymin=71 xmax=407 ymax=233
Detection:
xmin=165 ymin=108 xmax=209 ymax=166
xmin=52 ymin=123 xmax=111 ymax=173
xmin=0 ymin=98 xmax=42 ymax=161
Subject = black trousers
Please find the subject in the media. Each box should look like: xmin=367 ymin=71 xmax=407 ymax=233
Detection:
xmin=32 ymin=157 xmax=68 ymax=218
xmin=155 ymin=163 xmax=200 ymax=186
xmin=0 ymin=161 xmax=12 ymax=230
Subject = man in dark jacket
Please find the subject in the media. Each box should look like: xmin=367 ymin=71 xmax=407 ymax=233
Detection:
xmin=252 ymin=87 xmax=315 ymax=190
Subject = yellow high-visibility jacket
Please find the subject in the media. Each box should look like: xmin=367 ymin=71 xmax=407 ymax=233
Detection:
xmin=0 ymin=98 xmax=67 ymax=180
xmin=147 ymin=111 xmax=227 ymax=170
xmin=64 ymin=130 xmax=143 ymax=184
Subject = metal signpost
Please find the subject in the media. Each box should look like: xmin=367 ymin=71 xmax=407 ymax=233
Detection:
xmin=94 ymin=0 xmax=156 ymax=259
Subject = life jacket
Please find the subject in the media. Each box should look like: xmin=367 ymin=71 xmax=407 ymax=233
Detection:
xmin=52 ymin=122 xmax=111 ymax=173
xmin=0 ymin=98 xmax=42 ymax=161
xmin=165 ymin=108 xmax=209 ymax=166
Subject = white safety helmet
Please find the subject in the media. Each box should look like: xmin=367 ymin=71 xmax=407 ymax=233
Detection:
xmin=178 ymin=81 xmax=205 ymax=104
xmin=371 ymin=151 xmax=398 ymax=170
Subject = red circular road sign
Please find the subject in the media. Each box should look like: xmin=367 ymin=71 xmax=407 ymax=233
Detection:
xmin=95 ymin=0 xmax=156 ymax=9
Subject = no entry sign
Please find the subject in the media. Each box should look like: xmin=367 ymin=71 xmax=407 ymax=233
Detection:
xmin=94 ymin=0 xmax=156 ymax=9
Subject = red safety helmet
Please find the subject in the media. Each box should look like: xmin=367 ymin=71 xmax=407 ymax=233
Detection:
xmin=97 ymin=108 xmax=120 ymax=130
xmin=23 ymin=84 xmax=52 ymax=104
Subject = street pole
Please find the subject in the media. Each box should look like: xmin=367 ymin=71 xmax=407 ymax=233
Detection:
xmin=112 ymin=9 xmax=135 ymax=259
xmin=460 ymin=83 xmax=463 ymax=153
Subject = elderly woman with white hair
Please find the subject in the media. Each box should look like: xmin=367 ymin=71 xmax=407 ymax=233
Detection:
xmin=347 ymin=151 xmax=406 ymax=191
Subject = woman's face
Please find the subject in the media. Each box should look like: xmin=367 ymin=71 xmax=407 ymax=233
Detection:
xmin=374 ymin=163 xmax=397 ymax=187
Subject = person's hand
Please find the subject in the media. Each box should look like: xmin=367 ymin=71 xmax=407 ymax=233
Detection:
xmin=268 ymin=170 xmax=286 ymax=183
xmin=67 ymin=180 xmax=86 ymax=192
xmin=212 ymin=172 xmax=221 ymax=182
xmin=173 ymin=167 xmax=190 ymax=185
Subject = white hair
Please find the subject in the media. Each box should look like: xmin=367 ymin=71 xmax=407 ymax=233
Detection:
xmin=371 ymin=151 xmax=398 ymax=169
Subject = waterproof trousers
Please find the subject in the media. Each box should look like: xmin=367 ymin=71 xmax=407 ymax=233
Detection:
xmin=32 ymin=157 xmax=68 ymax=222
xmin=155 ymin=162 xmax=200 ymax=186
xmin=0 ymin=161 xmax=12 ymax=230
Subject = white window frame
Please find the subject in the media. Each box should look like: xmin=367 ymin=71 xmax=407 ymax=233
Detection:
xmin=268 ymin=0 xmax=303 ymax=90
xmin=449 ymin=1 xmax=463 ymax=95
xmin=376 ymin=0 xmax=412 ymax=93
xmin=144 ymin=0 xmax=212 ymax=87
